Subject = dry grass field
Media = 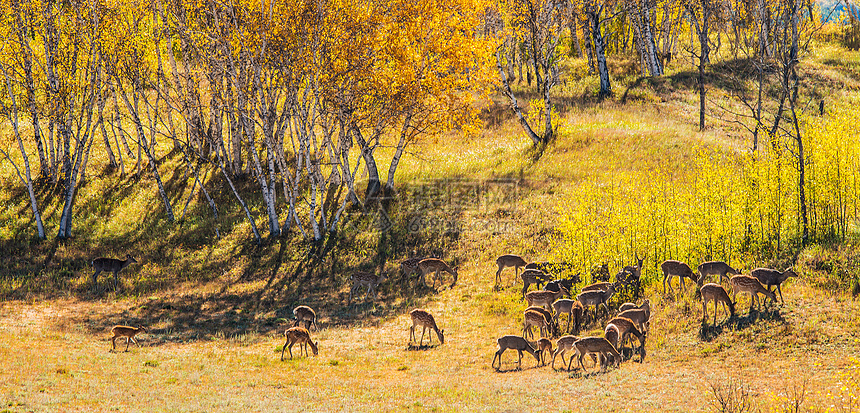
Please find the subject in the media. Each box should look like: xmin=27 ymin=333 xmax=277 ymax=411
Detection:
xmin=1 ymin=47 xmax=860 ymax=412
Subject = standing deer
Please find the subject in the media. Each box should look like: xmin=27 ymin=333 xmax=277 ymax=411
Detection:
xmin=418 ymin=258 xmax=458 ymax=288
xmin=400 ymin=257 xmax=424 ymax=281
xmin=525 ymin=287 xmax=568 ymax=310
xmin=536 ymin=338 xmax=553 ymax=366
xmin=409 ymin=309 xmax=445 ymax=346
xmin=92 ymin=255 xmax=138 ymax=291
xmin=522 ymin=309 xmax=551 ymax=339
xmin=661 ymin=260 xmax=701 ymax=295
xmin=348 ymin=271 xmax=388 ymax=304
xmin=495 ymin=254 xmax=527 ymax=286
xmin=525 ymin=306 xmax=557 ymax=337
xmin=520 ymin=269 xmax=552 ymax=297
xmin=292 ymin=306 xmax=317 ymax=331
xmin=730 ymin=275 xmax=777 ymax=314
xmin=492 ymin=335 xmax=540 ymax=371
xmin=751 ymin=267 xmax=798 ymax=303
xmin=617 ymin=309 xmax=650 ymax=334
xmin=700 ymin=283 xmax=735 ymax=325
xmin=698 ymin=261 xmax=741 ymax=284
xmin=576 ymin=283 xmax=616 ymax=322
xmin=110 ymin=325 xmax=147 ymax=352
xmin=552 ymin=299 xmax=584 ymax=333
xmin=281 ymin=327 xmax=318 ymax=360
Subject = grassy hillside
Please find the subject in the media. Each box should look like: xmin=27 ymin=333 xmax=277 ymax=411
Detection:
xmin=1 ymin=45 xmax=859 ymax=412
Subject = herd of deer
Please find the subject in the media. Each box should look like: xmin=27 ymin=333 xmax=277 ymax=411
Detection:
xmin=97 ymin=251 xmax=797 ymax=376
xmin=487 ymin=253 xmax=798 ymax=373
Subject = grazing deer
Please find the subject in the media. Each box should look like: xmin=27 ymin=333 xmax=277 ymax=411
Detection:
xmin=492 ymin=335 xmax=540 ymax=371
xmin=292 ymin=306 xmax=317 ymax=331
xmin=348 ymin=271 xmax=388 ymax=304
xmin=525 ymin=306 xmax=557 ymax=337
xmin=496 ymin=254 xmax=527 ymax=286
xmin=700 ymin=283 xmax=735 ymax=325
xmin=617 ymin=309 xmax=650 ymax=334
xmin=552 ymin=299 xmax=583 ymax=333
xmin=730 ymin=275 xmax=777 ymax=314
xmin=661 ymin=260 xmax=701 ymax=295
xmin=110 ymin=325 xmax=146 ymax=352
xmin=520 ymin=269 xmax=552 ymax=297
xmin=418 ymin=258 xmax=458 ymax=288
xmin=751 ymin=267 xmax=798 ymax=303
xmin=603 ymin=324 xmax=621 ymax=365
xmin=698 ymin=261 xmax=741 ymax=284
xmin=92 ymin=255 xmax=138 ymax=290
xmin=574 ymin=337 xmax=621 ymax=373
xmin=605 ymin=317 xmax=646 ymax=356
xmin=409 ymin=309 xmax=444 ymax=346
xmin=536 ymin=338 xmax=553 ymax=366
xmin=576 ymin=283 xmax=616 ymax=321
xmin=523 ymin=309 xmax=551 ymax=339
xmin=280 ymin=327 xmax=318 ymax=360
xmin=525 ymin=287 xmax=568 ymax=310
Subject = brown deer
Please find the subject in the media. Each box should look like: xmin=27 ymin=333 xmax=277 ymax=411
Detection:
xmin=730 ymin=275 xmax=777 ymax=314
xmin=418 ymin=258 xmax=458 ymax=288
xmin=348 ymin=271 xmax=388 ymax=304
xmin=495 ymin=254 xmax=527 ymax=286
xmin=525 ymin=306 xmax=557 ymax=337
xmin=525 ymin=287 xmax=568 ymax=310
xmin=92 ymin=255 xmax=138 ymax=291
xmin=552 ymin=299 xmax=584 ymax=333
xmin=698 ymin=261 xmax=741 ymax=284
xmin=292 ymin=306 xmax=317 ymax=331
xmin=551 ymin=335 xmax=598 ymax=371
xmin=618 ymin=299 xmax=651 ymax=320
xmin=520 ymin=269 xmax=552 ymax=297
xmin=661 ymin=260 xmax=701 ymax=295
xmin=581 ymin=281 xmax=614 ymax=292
xmin=574 ymin=337 xmax=622 ymax=373
xmin=751 ymin=267 xmax=798 ymax=303
xmin=281 ymin=327 xmax=318 ymax=360
xmin=576 ymin=283 xmax=616 ymax=321
xmin=605 ymin=316 xmax=646 ymax=356
xmin=492 ymin=335 xmax=540 ymax=371
xmin=409 ymin=309 xmax=444 ymax=346
xmin=522 ymin=309 xmax=551 ymax=339
xmin=536 ymin=338 xmax=553 ymax=366
xmin=400 ymin=257 xmax=424 ymax=281
xmin=110 ymin=325 xmax=147 ymax=352
xmin=617 ymin=308 xmax=650 ymax=334
xmin=700 ymin=283 xmax=735 ymax=325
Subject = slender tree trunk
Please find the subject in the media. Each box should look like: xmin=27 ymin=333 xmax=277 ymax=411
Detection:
xmin=497 ymin=49 xmax=542 ymax=144
xmin=591 ymin=6 xmax=612 ymax=98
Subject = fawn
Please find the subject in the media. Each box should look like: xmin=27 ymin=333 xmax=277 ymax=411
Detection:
xmin=92 ymin=255 xmax=138 ymax=291
xmin=110 ymin=325 xmax=147 ymax=352
xmin=409 ymin=309 xmax=444 ymax=346
xmin=281 ymin=327 xmax=318 ymax=360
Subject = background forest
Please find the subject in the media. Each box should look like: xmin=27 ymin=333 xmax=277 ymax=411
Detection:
xmin=1 ymin=0 xmax=860 ymax=411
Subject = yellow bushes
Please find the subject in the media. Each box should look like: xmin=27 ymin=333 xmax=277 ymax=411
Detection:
xmin=552 ymin=97 xmax=860 ymax=283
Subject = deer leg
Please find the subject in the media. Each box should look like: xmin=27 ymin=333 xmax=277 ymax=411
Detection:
xmin=131 ymin=336 xmax=139 ymax=347
xmin=419 ymin=326 xmax=426 ymax=346
xmin=111 ymin=336 xmax=117 ymax=351
xmin=578 ymin=353 xmax=587 ymax=373
xmin=427 ymin=326 xmax=433 ymax=344
xmin=516 ymin=350 xmax=523 ymax=370
xmin=777 ymin=284 xmax=784 ymax=303
xmin=702 ymin=299 xmax=708 ymax=324
xmin=280 ymin=339 xmax=289 ymax=360
xmin=125 ymin=337 xmax=131 ymax=352
xmin=495 ymin=266 xmax=503 ymax=286
xmin=92 ymin=269 xmax=102 ymax=285
xmin=113 ymin=271 xmax=120 ymax=292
